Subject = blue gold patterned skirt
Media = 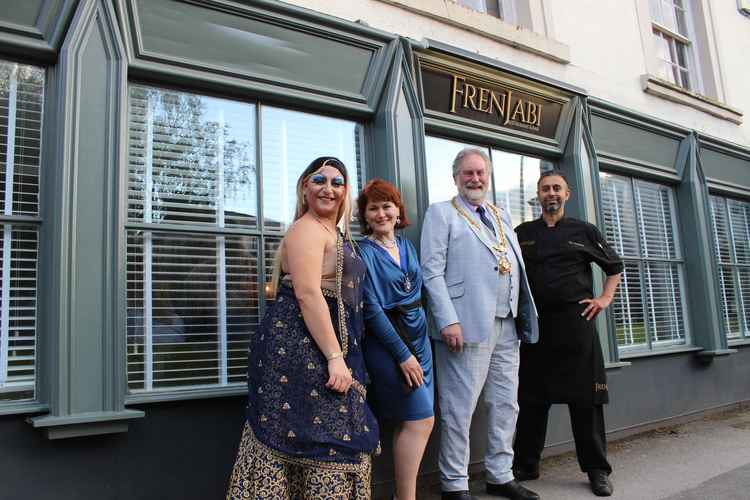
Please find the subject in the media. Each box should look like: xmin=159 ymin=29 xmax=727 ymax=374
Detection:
xmin=226 ymin=285 xmax=379 ymax=499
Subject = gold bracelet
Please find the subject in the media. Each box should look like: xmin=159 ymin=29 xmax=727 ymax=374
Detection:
xmin=326 ymin=351 xmax=344 ymax=361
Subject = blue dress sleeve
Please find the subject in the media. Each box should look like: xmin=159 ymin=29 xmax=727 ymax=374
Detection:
xmin=362 ymin=256 xmax=413 ymax=364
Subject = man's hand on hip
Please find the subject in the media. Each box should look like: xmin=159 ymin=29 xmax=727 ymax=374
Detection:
xmin=579 ymin=295 xmax=613 ymax=321
xmin=441 ymin=323 xmax=464 ymax=352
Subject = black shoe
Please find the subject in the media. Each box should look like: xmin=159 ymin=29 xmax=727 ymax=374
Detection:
xmin=441 ymin=491 xmax=477 ymax=500
xmin=587 ymin=471 xmax=613 ymax=497
xmin=513 ymin=466 xmax=540 ymax=481
xmin=486 ymin=479 xmax=540 ymax=500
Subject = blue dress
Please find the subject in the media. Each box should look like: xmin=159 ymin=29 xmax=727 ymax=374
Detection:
xmin=360 ymin=236 xmax=434 ymax=422
xmin=227 ymin=237 xmax=380 ymax=500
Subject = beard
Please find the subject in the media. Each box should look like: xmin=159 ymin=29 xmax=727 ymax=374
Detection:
xmin=542 ymin=198 xmax=562 ymax=214
xmin=461 ymin=186 xmax=487 ymax=203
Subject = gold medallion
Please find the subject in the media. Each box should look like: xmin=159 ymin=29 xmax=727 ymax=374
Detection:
xmin=498 ymin=256 xmax=512 ymax=274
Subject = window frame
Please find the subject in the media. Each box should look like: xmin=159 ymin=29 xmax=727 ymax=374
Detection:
xmin=599 ymin=171 xmax=691 ymax=354
xmin=0 ymin=59 xmax=45 ymax=409
xmin=123 ymin=82 xmax=368 ymax=403
xmin=709 ymin=194 xmax=750 ymax=343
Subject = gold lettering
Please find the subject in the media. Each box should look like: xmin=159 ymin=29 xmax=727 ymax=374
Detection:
xmin=463 ymin=83 xmax=478 ymax=110
xmin=489 ymin=90 xmax=507 ymax=118
xmin=536 ymin=103 xmax=543 ymax=126
xmin=526 ymin=102 xmax=538 ymax=126
xmin=477 ymin=88 xmax=491 ymax=113
xmin=450 ymin=75 xmax=465 ymax=113
xmin=510 ymin=99 xmax=526 ymax=123
xmin=503 ymin=90 xmax=513 ymax=125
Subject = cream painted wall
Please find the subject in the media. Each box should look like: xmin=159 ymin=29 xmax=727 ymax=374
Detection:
xmin=283 ymin=0 xmax=749 ymax=147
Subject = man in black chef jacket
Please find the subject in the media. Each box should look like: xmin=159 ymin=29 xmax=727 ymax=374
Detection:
xmin=512 ymin=170 xmax=622 ymax=497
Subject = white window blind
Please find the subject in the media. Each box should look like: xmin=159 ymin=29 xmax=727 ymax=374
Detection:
xmin=126 ymin=85 xmax=363 ymax=395
xmin=600 ymin=173 xmax=688 ymax=350
xmin=0 ymin=60 xmax=43 ymax=402
xmin=710 ymin=195 xmax=750 ymax=339
xmin=127 ymin=85 xmax=258 ymax=393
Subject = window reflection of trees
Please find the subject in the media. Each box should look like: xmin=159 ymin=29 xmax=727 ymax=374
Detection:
xmin=128 ymin=86 xmax=257 ymax=227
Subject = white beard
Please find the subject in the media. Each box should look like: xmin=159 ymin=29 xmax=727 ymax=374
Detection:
xmin=462 ymin=187 xmax=487 ymax=204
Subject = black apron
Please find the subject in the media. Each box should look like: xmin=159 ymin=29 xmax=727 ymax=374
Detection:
xmin=518 ymin=304 xmax=608 ymax=406
xmin=515 ymin=217 xmax=622 ymax=408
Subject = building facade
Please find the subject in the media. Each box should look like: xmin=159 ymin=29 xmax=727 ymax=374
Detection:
xmin=1 ymin=0 xmax=749 ymax=498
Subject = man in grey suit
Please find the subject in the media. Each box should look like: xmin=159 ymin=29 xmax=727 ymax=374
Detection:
xmin=421 ymin=148 xmax=540 ymax=500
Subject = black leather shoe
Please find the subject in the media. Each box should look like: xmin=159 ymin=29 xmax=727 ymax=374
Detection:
xmin=513 ymin=466 xmax=540 ymax=481
xmin=587 ymin=471 xmax=613 ymax=497
xmin=486 ymin=479 xmax=540 ymax=499
xmin=441 ymin=491 xmax=477 ymax=500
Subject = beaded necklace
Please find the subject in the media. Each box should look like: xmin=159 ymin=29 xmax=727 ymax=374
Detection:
xmin=451 ymin=197 xmax=512 ymax=274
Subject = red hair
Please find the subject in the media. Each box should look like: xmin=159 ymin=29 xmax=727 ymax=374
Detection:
xmin=356 ymin=178 xmax=410 ymax=235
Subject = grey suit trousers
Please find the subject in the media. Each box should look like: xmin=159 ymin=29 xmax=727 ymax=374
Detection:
xmin=435 ymin=316 xmax=520 ymax=492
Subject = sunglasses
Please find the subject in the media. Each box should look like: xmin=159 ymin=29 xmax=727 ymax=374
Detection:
xmin=309 ymin=173 xmax=346 ymax=187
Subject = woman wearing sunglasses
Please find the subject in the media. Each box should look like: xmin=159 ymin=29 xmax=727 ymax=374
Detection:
xmin=227 ymin=157 xmax=379 ymax=500
xmin=357 ymin=179 xmax=435 ymax=500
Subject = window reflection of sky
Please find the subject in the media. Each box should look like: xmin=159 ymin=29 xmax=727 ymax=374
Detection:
xmin=424 ymin=136 xmax=546 ymax=227
xmin=200 ymin=97 xmax=257 ymax=222
xmin=262 ymin=106 xmax=358 ymax=230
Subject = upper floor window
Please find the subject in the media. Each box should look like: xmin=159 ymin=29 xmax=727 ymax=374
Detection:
xmin=456 ymin=0 xmax=518 ymax=24
xmin=0 ymin=60 xmax=44 ymax=403
xmin=600 ymin=172 xmax=689 ymax=352
xmin=649 ymin=0 xmax=700 ymax=91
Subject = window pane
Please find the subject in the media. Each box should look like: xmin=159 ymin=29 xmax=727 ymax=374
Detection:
xmin=0 ymin=62 xmax=43 ymax=217
xmin=674 ymin=1 xmax=689 ymax=36
xmin=425 ymin=136 xmax=486 ymax=204
xmin=613 ymin=261 xmax=647 ymax=349
xmin=491 ymin=149 xmax=543 ymax=227
xmin=710 ymin=196 xmax=732 ymax=264
xmin=128 ymin=85 xmax=257 ymax=228
xmin=261 ymin=106 xmax=360 ymax=232
xmin=0 ymin=57 xmax=44 ymax=403
xmin=600 ymin=173 xmax=640 ymax=258
xmin=649 ymin=0 xmax=663 ymax=24
xmin=126 ymin=231 xmax=258 ymax=392
xmin=718 ymin=266 xmax=742 ymax=338
xmin=634 ymin=179 xmax=678 ymax=260
xmin=738 ymin=268 xmax=750 ymax=339
xmin=728 ymin=199 xmax=750 ymax=265
xmin=0 ymin=225 xmax=38 ymax=401
xmin=644 ymin=261 xmax=686 ymax=345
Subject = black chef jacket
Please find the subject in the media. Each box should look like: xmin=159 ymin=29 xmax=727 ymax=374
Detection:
xmin=515 ymin=217 xmax=624 ymax=406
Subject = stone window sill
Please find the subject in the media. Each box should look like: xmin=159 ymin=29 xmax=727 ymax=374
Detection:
xmin=641 ymin=74 xmax=743 ymax=125
xmin=376 ymin=0 xmax=570 ymax=64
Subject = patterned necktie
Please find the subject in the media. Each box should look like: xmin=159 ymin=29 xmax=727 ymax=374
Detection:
xmin=476 ymin=205 xmax=496 ymax=236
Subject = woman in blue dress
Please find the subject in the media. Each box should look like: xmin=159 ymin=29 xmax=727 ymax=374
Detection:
xmin=357 ymin=179 xmax=434 ymax=500
xmin=226 ymin=157 xmax=379 ymax=500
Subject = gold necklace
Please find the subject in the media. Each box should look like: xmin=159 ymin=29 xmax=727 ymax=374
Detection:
xmin=451 ymin=197 xmax=512 ymax=274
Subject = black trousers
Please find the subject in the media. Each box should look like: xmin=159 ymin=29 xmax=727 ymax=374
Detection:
xmin=513 ymin=401 xmax=612 ymax=474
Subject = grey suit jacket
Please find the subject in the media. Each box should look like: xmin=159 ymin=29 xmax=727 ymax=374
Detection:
xmin=420 ymin=199 xmax=539 ymax=344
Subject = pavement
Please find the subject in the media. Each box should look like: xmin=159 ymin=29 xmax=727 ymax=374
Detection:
xmin=418 ymin=404 xmax=750 ymax=500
